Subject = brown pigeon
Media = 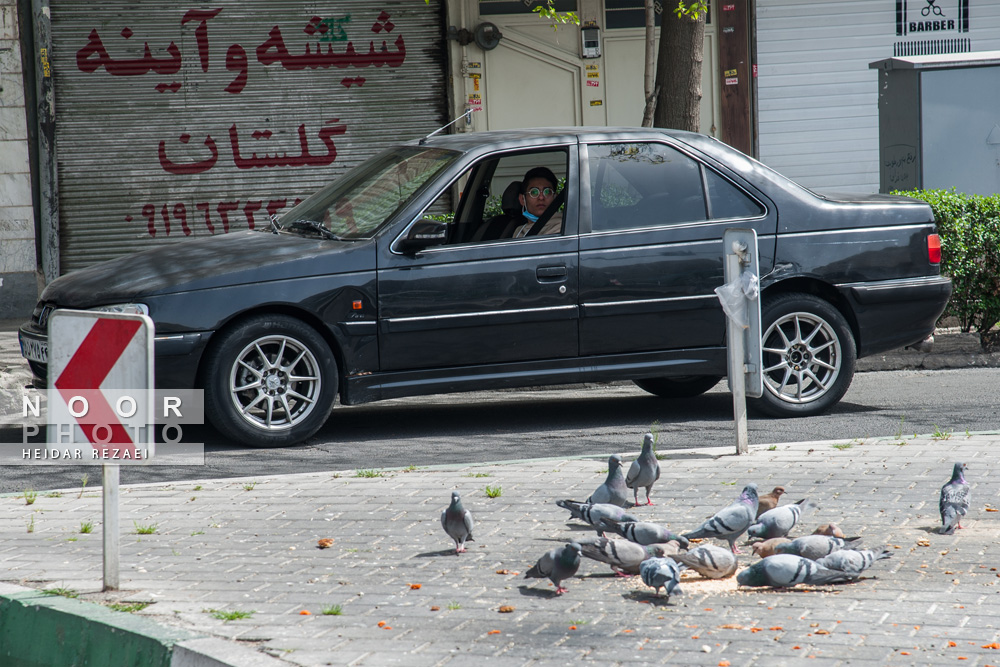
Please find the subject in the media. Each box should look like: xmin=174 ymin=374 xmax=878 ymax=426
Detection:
xmin=755 ymin=486 xmax=786 ymax=519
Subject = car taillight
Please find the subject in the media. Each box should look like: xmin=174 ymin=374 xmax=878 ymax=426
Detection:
xmin=927 ymin=234 xmax=942 ymax=264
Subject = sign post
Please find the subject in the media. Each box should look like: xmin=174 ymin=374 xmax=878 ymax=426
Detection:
xmin=47 ymin=310 xmax=154 ymax=591
xmin=717 ymin=229 xmax=762 ymax=455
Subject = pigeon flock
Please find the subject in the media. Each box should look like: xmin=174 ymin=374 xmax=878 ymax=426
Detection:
xmin=440 ymin=438 xmax=970 ymax=601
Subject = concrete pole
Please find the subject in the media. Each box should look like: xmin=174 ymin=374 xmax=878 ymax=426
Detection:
xmin=726 ymin=251 xmax=749 ymax=455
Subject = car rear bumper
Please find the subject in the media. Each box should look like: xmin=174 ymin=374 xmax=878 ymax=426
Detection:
xmin=838 ymin=275 xmax=953 ymax=357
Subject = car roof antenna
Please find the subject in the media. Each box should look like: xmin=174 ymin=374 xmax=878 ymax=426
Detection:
xmin=419 ymin=108 xmax=475 ymax=145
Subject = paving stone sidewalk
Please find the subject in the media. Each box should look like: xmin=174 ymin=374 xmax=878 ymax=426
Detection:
xmin=2 ymin=433 xmax=999 ymax=666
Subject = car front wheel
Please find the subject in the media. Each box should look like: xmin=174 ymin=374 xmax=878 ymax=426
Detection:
xmin=203 ymin=315 xmax=338 ymax=447
xmin=751 ymin=293 xmax=856 ymax=418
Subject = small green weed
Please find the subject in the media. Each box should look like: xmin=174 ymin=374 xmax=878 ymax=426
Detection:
xmin=134 ymin=521 xmax=158 ymax=535
xmin=447 ymin=601 xmax=461 ymax=610
xmin=190 ymin=530 xmax=205 ymax=536
xmin=206 ymin=608 xmax=255 ymax=622
xmin=466 ymin=472 xmax=490 ymax=478
xmin=23 ymin=489 xmax=37 ymax=505
xmin=242 ymin=481 xmax=258 ymax=491
xmin=895 ymin=415 xmax=906 ymax=439
xmin=42 ymin=587 xmax=78 ymax=599
xmin=767 ymin=445 xmax=777 ymax=451
xmin=484 ymin=484 xmax=502 ymax=498
xmin=832 ymin=442 xmax=853 ymax=451
xmin=80 ymin=520 xmax=94 ymax=534
xmin=44 ymin=492 xmax=62 ymax=498
xmin=322 ymin=604 xmax=343 ymax=616
xmin=932 ymin=424 xmax=952 ymax=440
xmin=107 ymin=602 xmax=151 ymax=613
xmin=78 ymin=474 xmax=89 ymax=499
xmin=66 ymin=537 xmax=77 ymax=542
xmin=26 ymin=515 xmax=34 ymax=533
xmin=193 ymin=485 xmax=203 ymax=491
xmin=720 ymin=481 xmax=736 ymax=486
xmin=355 ymin=469 xmax=382 ymax=478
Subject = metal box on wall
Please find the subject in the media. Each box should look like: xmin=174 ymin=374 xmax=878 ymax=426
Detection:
xmin=870 ymin=51 xmax=1000 ymax=195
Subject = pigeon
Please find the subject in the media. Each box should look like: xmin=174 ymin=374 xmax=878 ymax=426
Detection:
xmin=682 ymin=483 xmax=759 ymax=553
xmin=600 ymin=519 xmax=690 ymax=549
xmin=578 ymin=536 xmax=667 ymax=576
xmin=756 ymin=486 xmax=786 ymax=519
xmin=626 ymin=433 xmax=661 ymax=506
xmin=441 ymin=491 xmax=474 ymax=554
xmin=736 ymin=554 xmax=854 ymax=588
xmin=750 ymin=537 xmax=791 ymax=559
xmin=816 ymin=548 xmax=892 ymax=578
xmin=813 ymin=523 xmax=847 ymax=539
xmin=555 ymin=500 xmax=641 ymax=535
xmin=671 ymin=544 xmax=738 ymax=579
xmin=525 ymin=542 xmax=583 ymax=594
xmin=940 ymin=462 xmax=970 ymax=535
xmin=639 ymin=557 xmax=684 ymax=600
xmin=747 ymin=499 xmax=817 ymax=540
xmin=586 ymin=454 xmax=630 ymax=507
xmin=774 ymin=535 xmax=862 ymax=560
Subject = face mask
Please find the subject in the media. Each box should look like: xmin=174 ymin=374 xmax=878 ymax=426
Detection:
xmin=521 ymin=207 xmax=539 ymax=223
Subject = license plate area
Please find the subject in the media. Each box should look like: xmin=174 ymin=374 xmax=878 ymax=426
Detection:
xmin=19 ymin=333 xmax=48 ymax=364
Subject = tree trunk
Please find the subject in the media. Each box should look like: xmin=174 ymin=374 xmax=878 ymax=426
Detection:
xmin=652 ymin=9 xmax=705 ymax=132
xmin=640 ymin=0 xmax=657 ymax=127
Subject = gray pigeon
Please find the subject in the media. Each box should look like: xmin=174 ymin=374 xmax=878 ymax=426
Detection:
xmin=555 ymin=499 xmax=641 ymax=535
xmin=940 ymin=462 xmax=970 ymax=535
xmin=440 ymin=491 xmax=474 ymax=554
xmin=816 ymin=548 xmax=892 ymax=578
xmin=525 ymin=542 xmax=583 ymax=594
xmin=682 ymin=483 xmax=759 ymax=554
xmin=774 ymin=535 xmax=862 ymax=560
xmin=747 ymin=499 xmax=816 ymax=540
xmin=671 ymin=544 xmax=738 ymax=579
xmin=639 ymin=557 xmax=684 ymax=600
xmin=586 ymin=454 xmax=629 ymax=507
xmin=578 ymin=536 xmax=667 ymax=576
xmin=626 ymin=433 xmax=661 ymax=506
xmin=601 ymin=519 xmax=690 ymax=549
xmin=736 ymin=553 xmax=854 ymax=588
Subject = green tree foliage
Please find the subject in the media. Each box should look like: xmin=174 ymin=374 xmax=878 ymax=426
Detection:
xmin=895 ymin=189 xmax=1000 ymax=350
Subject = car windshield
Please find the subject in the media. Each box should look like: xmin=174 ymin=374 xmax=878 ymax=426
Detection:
xmin=279 ymin=146 xmax=460 ymax=239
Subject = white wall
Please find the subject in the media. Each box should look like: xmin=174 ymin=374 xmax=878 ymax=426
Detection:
xmin=0 ymin=0 xmax=36 ymax=318
xmin=756 ymin=0 xmax=1000 ymax=194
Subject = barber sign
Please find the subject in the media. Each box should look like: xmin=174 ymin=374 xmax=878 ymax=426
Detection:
xmin=47 ymin=310 xmax=155 ymax=462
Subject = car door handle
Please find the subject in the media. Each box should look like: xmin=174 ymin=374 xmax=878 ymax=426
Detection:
xmin=536 ymin=265 xmax=568 ymax=282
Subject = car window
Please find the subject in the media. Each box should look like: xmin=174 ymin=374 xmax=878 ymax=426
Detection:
xmin=704 ymin=168 xmax=766 ymax=219
xmin=280 ymin=146 xmax=459 ymax=239
xmin=421 ymin=149 xmax=569 ymax=245
xmin=589 ymin=142 xmax=707 ymax=232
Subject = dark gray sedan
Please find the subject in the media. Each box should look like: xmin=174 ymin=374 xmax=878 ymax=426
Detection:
xmin=19 ymin=128 xmax=952 ymax=446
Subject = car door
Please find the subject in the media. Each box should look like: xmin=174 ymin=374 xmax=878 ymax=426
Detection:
xmin=578 ymin=139 xmax=776 ymax=356
xmin=376 ymin=146 xmax=580 ymax=372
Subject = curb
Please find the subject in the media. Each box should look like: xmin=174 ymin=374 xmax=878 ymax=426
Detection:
xmin=0 ymin=583 xmax=282 ymax=667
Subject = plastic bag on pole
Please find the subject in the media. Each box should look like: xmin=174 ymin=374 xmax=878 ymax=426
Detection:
xmin=714 ymin=271 xmax=758 ymax=330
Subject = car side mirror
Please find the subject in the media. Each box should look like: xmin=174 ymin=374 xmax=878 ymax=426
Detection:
xmin=397 ymin=219 xmax=449 ymax=254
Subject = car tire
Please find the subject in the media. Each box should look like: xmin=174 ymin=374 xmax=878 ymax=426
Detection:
xmin=202 ymin=314 xmax=337 ymax=447
xmin=633 ymin=375 xmax=723 ymax=398
xmin=751 ymin=293 xmax=856 ymax=418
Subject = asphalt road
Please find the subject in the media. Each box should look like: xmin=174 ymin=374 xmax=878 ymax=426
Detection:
xmin=1 ymin=366 xmax=997 ymax=493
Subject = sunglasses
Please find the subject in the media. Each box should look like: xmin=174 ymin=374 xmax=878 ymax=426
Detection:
xmin=525 ymin=187 xmax=555 ymax=198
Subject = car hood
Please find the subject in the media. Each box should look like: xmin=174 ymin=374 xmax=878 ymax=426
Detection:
xmin=41 ymin=231 xmax=376 ymax=306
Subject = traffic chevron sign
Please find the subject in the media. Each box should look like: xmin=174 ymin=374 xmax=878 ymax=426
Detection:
xmin=47 ymin=310 xmax=155 ymax=462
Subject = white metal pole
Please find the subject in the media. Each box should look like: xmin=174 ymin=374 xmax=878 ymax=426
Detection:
xmin=103 ymin=464 xmax=120 ymax=591
xmin=727 ymin=252 xmax=749 ymax=455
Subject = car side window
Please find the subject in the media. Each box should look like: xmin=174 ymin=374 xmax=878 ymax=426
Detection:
xmin=589 ymin=142 xmax=707 ymax=232
xmin=704 ymin=168 xmax=766 ymax=219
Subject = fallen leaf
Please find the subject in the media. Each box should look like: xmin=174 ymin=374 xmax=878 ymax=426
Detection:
xmin=987 ymin=507 xmax=999 ymax=512
xmin=719 ymin=624 xmax=744 ymax=630
xmin=569 ymin=625 xmax=577 ymax=630
xmin=378 ymin=621 xmax=386 ymax=627
xmin=317 ymin=538 xmax=334 ymax=549
xmin=793 ymin=646 xmax=801 ymax=650
xmin=816 ymin=629 xmax=830 ymax=635
xmin=496 ymin=569 xmax=512 ymax=575
xmin=810 ymin=623 xmax=819 ymax=628
xmin=488 ymin=630 xmax=501 ymax=635
xmin=949 ymin=641 xmax=958 ymax=647
xmin=917 ymin=539 xmax=931 ymax=547
xmin=983 ymin=643 xmax=1000 ymax=649
xmin=498 ymin=606 xmax=515 ymax=613
xmin=430 ymin=606 xmax=440 ymax=611
xmin=770 ymin=626 xmax=784 ymax=631
xmin=383 ymin=626 xmax=392 ymax=630
xmin=299 ymin=610 xmax=311 ymax=615
xmin=901 ymin=652 xmax=910 ymax=656
xmin=410 ymin=584 xmax=421 ymax=590
xmin=622 ymin=629 xmax=634 ymax=634
xmin=719 ymin=662 xmax=731 ymax=667
xmin=750 ymin=628 xmax=762 ymax=633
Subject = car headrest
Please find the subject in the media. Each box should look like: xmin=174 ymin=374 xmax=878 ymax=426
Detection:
xmin=501 ymin=181 xmax=521 ymax=214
